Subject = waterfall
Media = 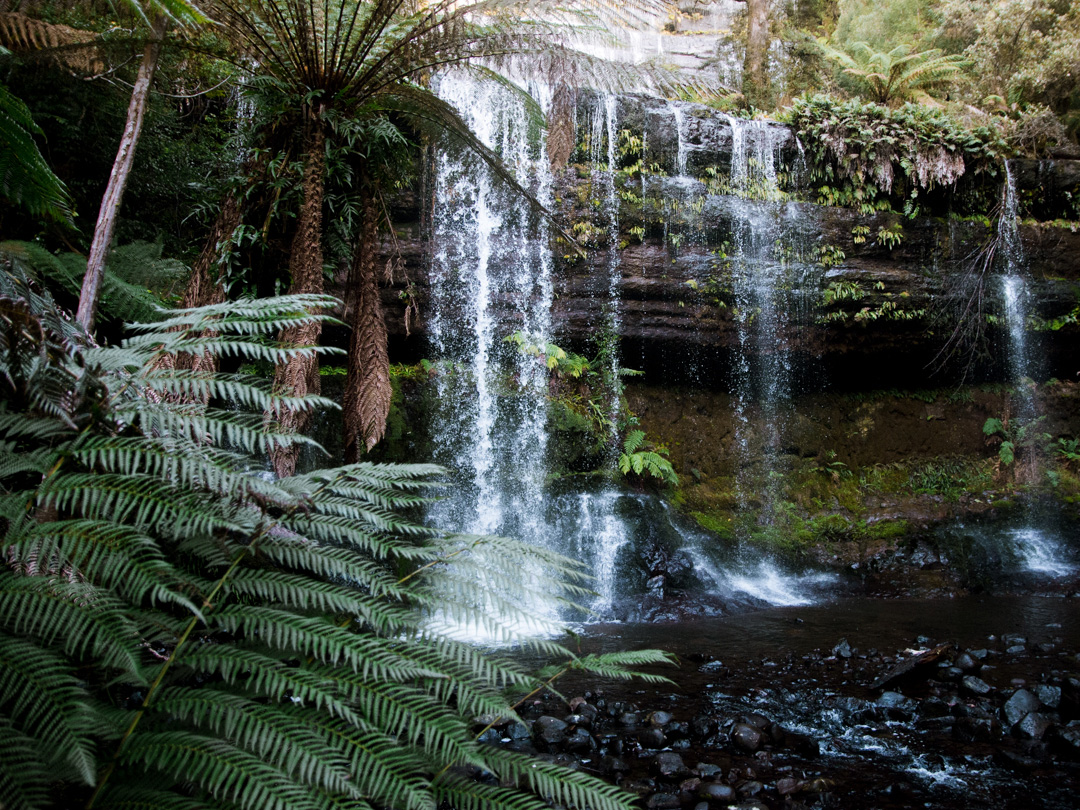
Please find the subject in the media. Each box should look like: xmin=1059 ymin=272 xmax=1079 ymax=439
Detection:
xmin=723 ymin=114 xmax=792 ymax=518
xmin=590 ymin=93 xmax=623 ymax=441
xmin=1000 ymin=161 xmax=1036 ymax=419
xmin=672 ymin=104 xmax=689 ymax=177
xmin=425 ymin=73 xmax=560 ymax=637
xmin=422 ymin=81 xmax=834 ymax=634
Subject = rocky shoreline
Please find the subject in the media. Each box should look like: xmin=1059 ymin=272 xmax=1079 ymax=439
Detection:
xmin=478 ymin=598 xmax=1080 ymax=809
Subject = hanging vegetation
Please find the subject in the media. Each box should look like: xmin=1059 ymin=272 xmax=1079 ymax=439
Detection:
xmin=786 ymin=94 xmax=1006 ymax=214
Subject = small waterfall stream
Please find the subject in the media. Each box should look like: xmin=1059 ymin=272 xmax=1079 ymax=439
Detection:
xmin=722 ymin=114 xmax=799 ymax=521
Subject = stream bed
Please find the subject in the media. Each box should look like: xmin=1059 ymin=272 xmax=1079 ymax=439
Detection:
xmin=492 ymin=595 xmax=1080 ymax=810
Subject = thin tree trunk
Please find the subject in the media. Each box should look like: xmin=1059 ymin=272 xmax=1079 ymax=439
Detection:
xmin=152 ymin=192 xmax=245 ymax=377
xmin=343 ymin=180 xmax=391 ymax=463
xmin=269 ymin=119 xmax=326 ymax=478
xmin=741 ymin=0 xmax=770 ymax=108
xmin=77 ymin=14 xmax=166 ymax=331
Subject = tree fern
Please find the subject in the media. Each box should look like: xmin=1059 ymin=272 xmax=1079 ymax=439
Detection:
xmin=0 ymin=256 xmax=672 ymax=809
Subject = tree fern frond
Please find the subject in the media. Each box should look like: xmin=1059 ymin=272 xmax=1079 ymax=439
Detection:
xmin=434 ymin=774 xmax=557 ymax=810
xmin=0 ymin=84 xmax=73 ymax=222
xmin=175 ymin=647 xmax=366 ymax=725
xmin=0 ymin=635 xmax=98 ymax=785
xmin=0 ymin=571 xmax=145 ymax=676
xmin=0 ymin=715 xmax=53 ymax=810
xmin=482 ymin=747 xmax=638 ymax=810
xmin=151 ymin=689 xmax=360 ymax=796
xmin=90 ymin=784 xmax=214 ymax=810
xmin=6 ymin=520 xmax=200 ymax=614
xmin=119 ymin=732 xmax=334 ymax=810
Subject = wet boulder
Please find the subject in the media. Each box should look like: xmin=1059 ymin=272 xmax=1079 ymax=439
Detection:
xmin=565 ymin=727 xmax=596 ymax=753
xmin=534 ymin=716 xmax=568 ymax=747
xmin=640 ymin=727 xmax=668 ymax=749
xmin=645 ymin=793 xmax=681 ymax=810
xmin=690 ymin=713 xmax=718 ymax=738
xmin=730 ymin=723 xmax=765 ymax=752
xmin=1035 ymin=684 xmax=1062 ymax=710
xmin=1016 ymin=712 xmax=1054 ymax=740
xmin=962 ymin=675 xmax=993 ymax=696
xmin=649 ymin=710 xmax=674 ymax=727
xmin=875 ymin=691 xmax=919 ymax=719
xmin=1052 ymin=720 xmax=1080 ymax=759
xmin=697 ymin=782 xmax=736 ymax=803
xmin=1003 ymin=689 xmax=1041 ymax=728
xmin=654 ymin=752 xmax=691 ymax=779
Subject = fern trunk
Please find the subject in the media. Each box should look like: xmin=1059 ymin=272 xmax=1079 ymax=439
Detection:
xmin=270 ymin=118 xmax=327 ymax=478
xmin=77 ymin=14 xmax=167 ymax=332
xmin=343 ymin=180 xmax=391 ymax=462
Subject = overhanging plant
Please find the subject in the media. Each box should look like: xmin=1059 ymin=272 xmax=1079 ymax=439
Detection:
xmin=0 ymin=259 xmax=672 ymax=809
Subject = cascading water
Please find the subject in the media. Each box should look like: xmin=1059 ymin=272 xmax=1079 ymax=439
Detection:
xmin=426 ymin=74 xmax=561 ymax=636
xmin=423 ymin=81 xmax=838 ymax=634
xmin=590 ymin=93 xmax=623 ymax=439
xmin=723 ymin=114 xmax=795 ymax=518
xmin=999 ymin=161 xmax=1037 ymax=422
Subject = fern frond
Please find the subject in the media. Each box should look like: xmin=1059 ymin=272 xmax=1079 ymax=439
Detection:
xmin=119 ymin=732 xmax=333 ymax=810
xmin=0 ymin=572 xmax=145 ymax=675
xmin=0 ymin=715 xmax=53 ymax=810
xmin=0 ymin=635 xmax=98 ymax=785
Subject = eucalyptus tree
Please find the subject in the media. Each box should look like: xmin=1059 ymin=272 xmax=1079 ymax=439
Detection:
xmin=205 ymin=0 xmax=704 ymax=476
xmin=76 ymin=0 xmax=208 ymax=331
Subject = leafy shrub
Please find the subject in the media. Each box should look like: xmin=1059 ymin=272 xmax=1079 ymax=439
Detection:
xmin=0 ymin=264 xmax=670 ymax=809
xmin=786 ymin=94 xmax=1005 ymax=215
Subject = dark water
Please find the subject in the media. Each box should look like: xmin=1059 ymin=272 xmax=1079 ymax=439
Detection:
xmin=526 ymin=596 xmax=1080 ymax=810
xmin=582 ymin=596 xmax=1080 ymax=665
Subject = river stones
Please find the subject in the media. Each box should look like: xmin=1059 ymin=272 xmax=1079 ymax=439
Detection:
xmin=691 ymin=713 xmax=718 ymax=738
xmin=962 ymin=675 xmax=993 ymax=696
xmin=533 ymin=716 xmax=567 ymax=746
xmin=1003 ymin=689 xmax=1041 ymax=727
xmin=697 ymin=782 xmax=736 ymax=802
xmin=730 ymin=723 xmax=764 ymax=752
xmin=641 ymin=727 xmax=668 ymax=748
xmin=653 ymin=751 xmax=690 ymax=778
xmin=1017 ymin=712 xmax=1053 ymax=740
xmin=1035 ymin=684 xmax=1062 ymax=709
xmin=644 ymin=793 xmax=680 ymax=810
xmin=875 ymin=691 xmax=919 ymax=719
xmin=565 ymin=727 xmax=596 ymax=752
xmin=649 ymin=710 xmax=674 ymax=727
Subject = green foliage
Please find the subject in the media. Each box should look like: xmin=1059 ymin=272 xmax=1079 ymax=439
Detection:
xmin=618 ymin=430 xmax=678 ymax=486
xmin=787 ymin=94 xmax=1005 ymax=215
xmin=0 ymin=81 xmax=73 ymax=223
xmin=0 ymin=239 xmax=187 ymax=324
xmin=834 ymin=0 xmax=934 ymax=53
xmin=817 ymin=279 xmax=925 ymax=325
xmin=983 ymin=414 xmax=1049 ymax=467
xmin=0 ymin=262 xmax=670 ymax=809
xmin=816 ymin=41 xmax=969 ymax=106
xmin=934 ymin=0 xmax=1080 ymax=117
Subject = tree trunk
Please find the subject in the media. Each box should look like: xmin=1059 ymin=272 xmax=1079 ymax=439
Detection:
xmin=151 ymin=191 xmax=245 ymax=377
xmin=269 ymin=119 xmax=327 ymax=479
xmin=742 ymin=0 xmax=770 ymax=108
xmin=77 ymin=14 xmax=167 ymax=332
xmin=343 ymin=180 xmax=391 ymax=463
